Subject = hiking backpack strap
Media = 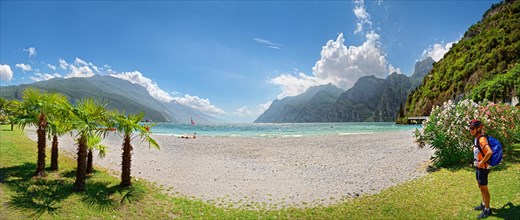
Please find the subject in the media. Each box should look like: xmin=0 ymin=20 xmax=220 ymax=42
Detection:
xmin=475 ymin=135 xmax=489 ymax=168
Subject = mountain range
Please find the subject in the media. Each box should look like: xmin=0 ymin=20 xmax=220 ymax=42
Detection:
xmin=254 ymin=57 xmax=434 ymax=123
xmin=0 ymin=75 xmax=217 ymax=123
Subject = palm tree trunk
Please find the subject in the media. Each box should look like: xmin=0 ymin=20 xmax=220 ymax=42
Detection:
xmin=121 ymin=135 xmax=133 ymax=187
xmin=50 ymin=135 xmax=59 ymax=171
xmin=10 ymin=122 xmax=14 ymax=131
xmin=35 ymin=113 xmax=47 ymax=177
xmin=86 ymin=149 xmax=93 ymax=174
xmin=74 ymin=135 xmax=88 ymax=191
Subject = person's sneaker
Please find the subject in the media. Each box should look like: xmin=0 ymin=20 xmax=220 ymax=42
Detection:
xmin=474 ymin=204 xmax=485 ymax=210
xmin=477 ymin=209 xmax=491 ymax=219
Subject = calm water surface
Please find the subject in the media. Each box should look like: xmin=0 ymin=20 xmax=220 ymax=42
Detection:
xmin=149 ymin=122 xmax=420 ymax=137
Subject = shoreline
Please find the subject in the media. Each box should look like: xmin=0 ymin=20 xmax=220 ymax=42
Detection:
xmin=24 ymin=128 xmax=433 ymax=209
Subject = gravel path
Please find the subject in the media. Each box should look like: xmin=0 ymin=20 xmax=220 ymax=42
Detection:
xmin=25 ymin=129 xmax=433 ymax=209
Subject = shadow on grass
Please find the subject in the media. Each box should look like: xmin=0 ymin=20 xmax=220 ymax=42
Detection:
xmin=61 ymin=169 xmax=100 ymax=179
xmin=9 ymin=178 xmax=73 ymax=218
xmin=82 ymin=181 xmax=145 ymax=212
xmin=0 ymin=163 xmax=143 ymax=218
xmin=0 ymin=163 xmax=72 ymax=218
xmin=426 ymin=163 xmax=517 ymax=173
xmin=426 ymin=163 xmax=471 ymax=173
xmin=491 ymin=202 xmax=520 ymax=219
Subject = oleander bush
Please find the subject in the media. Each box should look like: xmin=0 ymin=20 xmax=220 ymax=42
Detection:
xmin=415 ymin=99 xmax=520 ymax=167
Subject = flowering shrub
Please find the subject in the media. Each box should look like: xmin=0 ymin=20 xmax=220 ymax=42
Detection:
xmin=415 ymin=99 xmax=520 ymax=167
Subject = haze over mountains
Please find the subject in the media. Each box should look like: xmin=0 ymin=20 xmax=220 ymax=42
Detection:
xmin=254 ymin=57 xmax=434 ymax=123
xmin=0 ymin=75 xmax=217 ymax=123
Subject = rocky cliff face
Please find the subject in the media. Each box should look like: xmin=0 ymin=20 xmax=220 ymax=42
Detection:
xmin=410 ymin=57 xmax=435 ymax=89
xmin=255 ymin=57 xmax=434 ymax=123
xmin=254 ymin=83 xmax=343 ymax=123
xmin=333 ymin=75 xmax=384 ymax=122
xmin=374 ymin=73 xmax=412 ymax=121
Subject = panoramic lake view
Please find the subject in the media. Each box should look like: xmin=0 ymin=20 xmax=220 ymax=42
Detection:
xmin=1 ymin=0 xmax=519 ymax=219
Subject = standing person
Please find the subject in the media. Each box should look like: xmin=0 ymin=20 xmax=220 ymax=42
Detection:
xmin=469 ymin=119 xmax=493 ymax=219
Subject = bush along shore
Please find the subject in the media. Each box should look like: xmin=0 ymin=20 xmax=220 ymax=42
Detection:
xmin=1 ymin=125 xmax=520 ymax=219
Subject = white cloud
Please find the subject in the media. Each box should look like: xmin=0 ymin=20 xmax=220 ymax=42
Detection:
xmin=313 ymin=32 xmax=391 ymax=89
xmin=271 ymin=32 xmax=395 ymax=99
xmin=66 ymin=65 xmax=95 ymax=78
xmin=103 ymin=64 xmax=116 ymax=75
xmin=233 ymin=106 xmax=253 ymax=116
xmin=232 ymin=101 xmax=272 ymax=118
xmin=254 ymin=38 xmax=282 ymax=50
xmin=30 ymin=73 xmax=62 ymax=82
xmin=0 ymin=64 xmax=14 ymax=81
xmin=315 ymin=31 xmax=392 ymax=86
xmin=269 ymin=72 xmax=321 ymax=99
xmin=388 ymin=64 xmax=402 ymax=75
xmin=59 ymin=59 xmax=69 ymax=70
xmin=15 ymin=63 xmax=32 ymax=72
xmin=89 ymin=62 xmax=101 ymax=73
xmin=422 ymin=41 xmax=456 ymax=62
xmin=16 ymin=56 xmax=205 ymax=107
xmin=74 ymin=57 xmax=89 ymax=66
xmin=259 ymin=101 xmax=272 ymax=113
xmin=173 ymin=94 xmax=226 ymax=115
xmin=110 ymin=71 xmax=174 ymax=103
xmin=23 ymin=47 xmax=37 ymax=57
xmin=353 ymin=0 xmax=372 ymax=34
xmin=60 ymin=57 xmax=101 ymax=78
xmin=47 ymin=64 xmax=57 ymax=71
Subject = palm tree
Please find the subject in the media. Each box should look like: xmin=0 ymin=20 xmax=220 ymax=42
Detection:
xmin=57 ymin=98 xmax=108 ymax=191
xmin=0 ymin=98 xmax=22 ymax=131
xmin=6 ymin=100 xmax=22 ymax=131
xmin=17 ymin=88 xmax=66 ymax=177
xmin=47 ymin=120 xmax=72 ymax=171
xmin=109 ymin=111 xmax=159 ymax=187
xmin=86 ymin=135 xmax=108 ymax=174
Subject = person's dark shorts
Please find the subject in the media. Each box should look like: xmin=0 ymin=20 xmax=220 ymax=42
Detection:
xmin=476 ymin=168 xmax=490 ymax=186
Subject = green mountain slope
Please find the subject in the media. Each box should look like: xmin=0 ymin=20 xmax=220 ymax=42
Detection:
xmin=405 ymin=0 xmax=520 ymax=117
xmin=0 ymin=76 xmax=216 ymax=123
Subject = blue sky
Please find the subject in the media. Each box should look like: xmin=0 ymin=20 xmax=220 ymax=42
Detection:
xmin=0 ymin=0 xmax=500 ymax=122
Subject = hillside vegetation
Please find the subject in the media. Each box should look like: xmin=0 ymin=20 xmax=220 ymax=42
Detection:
xmin=405 ymin=0 xmax=520 ymax=117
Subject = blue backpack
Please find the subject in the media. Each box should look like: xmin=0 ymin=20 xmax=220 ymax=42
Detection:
xmin=476 ymin=135 xmax=503 ymax=166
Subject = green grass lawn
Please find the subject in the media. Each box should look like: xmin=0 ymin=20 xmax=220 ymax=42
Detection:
xmin=1 ymin=125 xmax=519 ymax=219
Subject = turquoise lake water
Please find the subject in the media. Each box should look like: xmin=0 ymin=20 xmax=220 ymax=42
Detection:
xmin=149 ymin=122 xmax=420 ymax=137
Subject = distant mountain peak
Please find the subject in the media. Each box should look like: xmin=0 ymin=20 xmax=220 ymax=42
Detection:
xmin=0 ymin=75 xmax=218 ymax=123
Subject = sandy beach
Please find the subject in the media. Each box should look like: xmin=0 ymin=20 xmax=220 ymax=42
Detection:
xmin=25 ymin=129 xmax=433 ymax=209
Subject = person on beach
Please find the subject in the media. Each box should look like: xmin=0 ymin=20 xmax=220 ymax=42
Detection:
xmin=179 ymin=133 xmax=196 ymax=139
xmin=469 ymin=119 xmax=493 ymax=219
